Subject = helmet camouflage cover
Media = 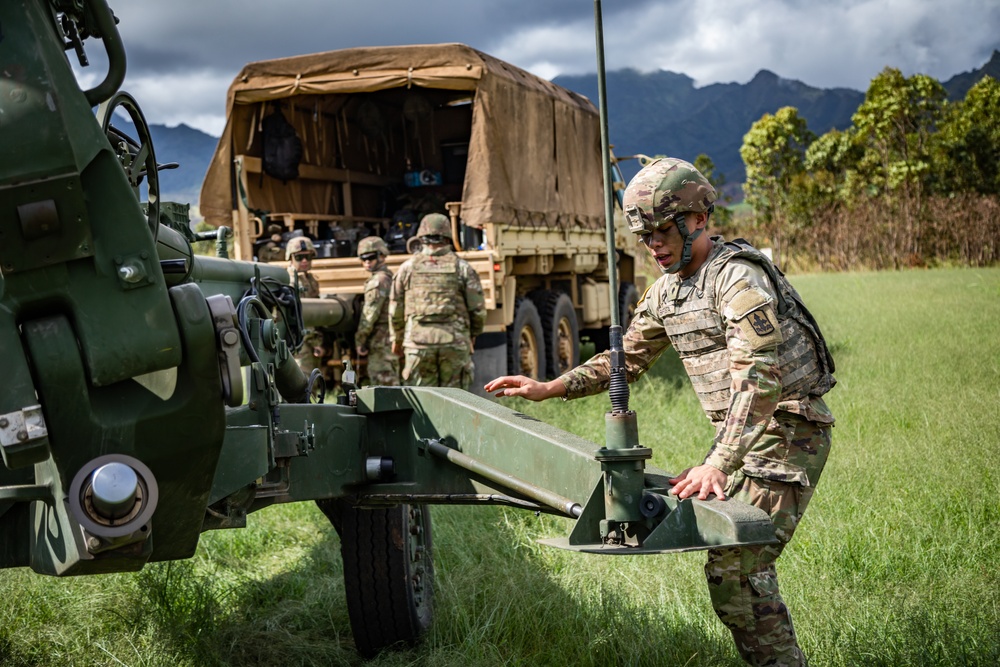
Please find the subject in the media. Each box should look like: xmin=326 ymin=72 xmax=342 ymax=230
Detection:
xmin=623 ymin=157 xmax=717 ymax=235
xmin=285 ymin=236 xmax=316 ymax=260
xmin=416 ymin=213 xmax=452 ymax=239
xmin=357 ymin=236 xmax=389 ymax=257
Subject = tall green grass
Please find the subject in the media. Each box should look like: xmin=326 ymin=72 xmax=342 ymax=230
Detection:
xmin=1 ymin=267 xmax=998 ymax=666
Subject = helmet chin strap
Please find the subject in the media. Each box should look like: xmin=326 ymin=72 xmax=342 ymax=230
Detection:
xmin=661 ymin=213 xmax=704 ymax=274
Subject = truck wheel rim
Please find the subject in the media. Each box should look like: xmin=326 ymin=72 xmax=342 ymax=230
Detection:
xmin=556 ymin=317 xmax=574 ymax=374
xmin=519 ymin=327 xmax=538 ymax=378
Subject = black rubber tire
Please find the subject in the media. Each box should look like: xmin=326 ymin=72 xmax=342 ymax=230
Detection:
xmin=506 ymin=297 xmax=545 ymax=379
xmin=531 ymin=290 xmax=580 ymax=379
xmin=619 ymin=282 xmax=640 ymax=329
xmin=316 ymin=500 xmax=434 ymax=658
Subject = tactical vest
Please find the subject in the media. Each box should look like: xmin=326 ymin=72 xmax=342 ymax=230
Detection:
xmin=656 ymin=239 xmax=836 ymax=423
xmin=404 ymin=251 xmax=470 ymax=341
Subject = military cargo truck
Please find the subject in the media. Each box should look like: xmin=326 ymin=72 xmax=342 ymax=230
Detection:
xmin=201 ymin=44 xmax=643 ymax=388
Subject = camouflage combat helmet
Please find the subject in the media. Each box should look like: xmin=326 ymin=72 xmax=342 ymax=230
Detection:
xmin=623 ymin=157 xmax=716 ymax=274
xmin=357 ymin=236 xmax=389 ymax=258
xmin=285 ymin=236 xmax=316 ymax=260
xmin=416 ymin=213 xmax=452 ymax=241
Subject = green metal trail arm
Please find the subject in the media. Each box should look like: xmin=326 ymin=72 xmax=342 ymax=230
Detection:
xmin=341 ymin=387 xmax=776 ymax=553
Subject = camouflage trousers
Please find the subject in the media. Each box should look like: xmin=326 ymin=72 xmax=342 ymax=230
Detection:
xmin=401 ymin=345 xmax=474 ymax=390
xmin=706 ymin=414 xmax=832 ymax=667
xmin=364 ymin=342 xmax=400 ymax=387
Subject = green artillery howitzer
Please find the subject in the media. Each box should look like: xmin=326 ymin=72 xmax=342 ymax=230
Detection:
xmin=0 ymin=0 xmax=776 ymax=657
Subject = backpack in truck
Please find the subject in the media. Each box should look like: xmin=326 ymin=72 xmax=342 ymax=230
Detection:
xmin=261 ymin=109 xmax=303 ymax=182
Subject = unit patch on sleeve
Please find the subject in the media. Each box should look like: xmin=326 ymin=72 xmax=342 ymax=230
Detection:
xmin=749 ymin=310 xmax=775 ymax=335
xmin=724 ymin=283 xmax=784 ymax=351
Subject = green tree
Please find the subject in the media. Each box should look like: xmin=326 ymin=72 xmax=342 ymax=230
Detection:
xmin=851 ymin=67 xmax=946 ymax=196
xmin=804 ymin=128 xmax=866 ymax=204
xmin=739 ymin=106 xmax=815 ymax=263
xmin=850 ymin=68 xmax=947 ymax=264
xmin=933 ymin=75 xmax=1000 ymax=195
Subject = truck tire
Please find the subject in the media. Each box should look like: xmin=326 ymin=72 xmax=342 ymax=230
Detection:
xmin=316 ymin=500 xmax=434 ymax=658
xmin=506 ymin=297 xmax=544 ymax=379
xmin=531 ymin=290 xmax=580 ymax=379
xmin=619 ymin=282 xmax=640 ymax=329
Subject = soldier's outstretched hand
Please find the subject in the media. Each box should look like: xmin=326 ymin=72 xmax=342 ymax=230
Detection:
xmin=668 ymin=464 xmax=728 ymax=500
xmin=484 ymin=376 xmax=566 ymax=401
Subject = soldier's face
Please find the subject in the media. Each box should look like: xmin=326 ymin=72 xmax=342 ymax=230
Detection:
xmin=638 ymin=212 xmax=707 ymax=273
xmin=360 ymin=251 xmax=383 ymax=272
xmin=639 ymin=219 xmax=685 ymax=270
xmin=293 ymin=253 xmax=313 ymax=270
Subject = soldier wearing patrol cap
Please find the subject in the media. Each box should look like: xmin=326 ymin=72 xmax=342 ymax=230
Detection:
xmin=286 ymin=236 xmax=324 ymax=374
xmin=389 ymin=213 xmax=486 ymax=389
xmin=355 ymin=236 xmax=400 ymax=386
xmin=485 ymin=157 xmax=836 ymax=667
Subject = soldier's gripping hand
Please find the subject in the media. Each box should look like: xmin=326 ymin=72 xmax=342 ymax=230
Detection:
xmin=668 ymin=464 xmax=728 ymax=500
xmin=484 ymin=376 xmax=566 ymax=401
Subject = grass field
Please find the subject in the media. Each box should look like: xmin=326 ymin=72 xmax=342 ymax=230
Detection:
xmin=2 ymin=267 xmax=998 ymax=666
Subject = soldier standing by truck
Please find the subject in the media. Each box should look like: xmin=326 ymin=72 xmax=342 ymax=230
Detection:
xmin=486 ymin=158 xmax=836 ymax=667
xmin=355 ymin=237 xmax=400 ymax=386
xmin=390 ymin=213 xmax=487 ymax=390
xmin=286 ymin=236 xmax=325 ymax=374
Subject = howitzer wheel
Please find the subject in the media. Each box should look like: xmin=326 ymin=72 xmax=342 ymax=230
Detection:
xmin=316 ymin=500 xmax=434 ymax=658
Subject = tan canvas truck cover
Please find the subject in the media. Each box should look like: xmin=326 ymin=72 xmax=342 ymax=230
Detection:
xmin=200 ymin=43 xmax=605 ymax=233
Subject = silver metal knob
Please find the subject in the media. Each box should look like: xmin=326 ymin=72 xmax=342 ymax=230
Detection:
xmin=90 ymin=462 xmax=139 ymax=520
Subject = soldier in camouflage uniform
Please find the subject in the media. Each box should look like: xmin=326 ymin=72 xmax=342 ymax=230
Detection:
xmin=390 ymin=213 xmax=486 ymax=389
xmin=257 ymin=224 xmax=286 ymax=262
xmin=286 ymin=236 xmax=325 ymax=375
xmin=485 ymin=158 xmax=836 ymax=667
xmin=355 ymin=237 xmax=400 ymax=386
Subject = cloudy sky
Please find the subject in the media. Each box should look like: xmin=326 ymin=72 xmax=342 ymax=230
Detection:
xmin=73 ymin=0 xmax=999 ymax=137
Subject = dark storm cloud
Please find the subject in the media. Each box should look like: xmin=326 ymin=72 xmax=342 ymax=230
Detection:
xmin=80 ymin=0 xmax=998 ymax=135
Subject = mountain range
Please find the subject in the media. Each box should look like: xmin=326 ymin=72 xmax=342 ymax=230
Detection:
xmin=151 ymin=50 xmax=1000 ymax=207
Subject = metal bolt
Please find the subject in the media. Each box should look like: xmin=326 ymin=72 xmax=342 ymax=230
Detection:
xmin=118 ymin=265 xmax=142 ymax=283
xmin=17 ymin=430 xmax=27 ymax=442
xmin=87 ymin=536 xmax=101 ymax=550
xmin=0 ymin=418 xmax=8 ymax=428
xmin=222 ymin=330 xmax=239 ymax=346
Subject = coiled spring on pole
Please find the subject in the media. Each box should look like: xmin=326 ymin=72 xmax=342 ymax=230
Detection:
xmin=608 ymin=325 xmax=630 ymax=413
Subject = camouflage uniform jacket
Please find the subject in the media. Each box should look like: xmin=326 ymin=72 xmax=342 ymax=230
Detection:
xmin=356 ymin=264 xmax=393 ymax=350
xmin=389 ymin=246 xmax=486 ymax=349
xmin=289 ymin=269 xmax=320 ymax=299
xmin=559 ymin=237 xmax=836 ymax=484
